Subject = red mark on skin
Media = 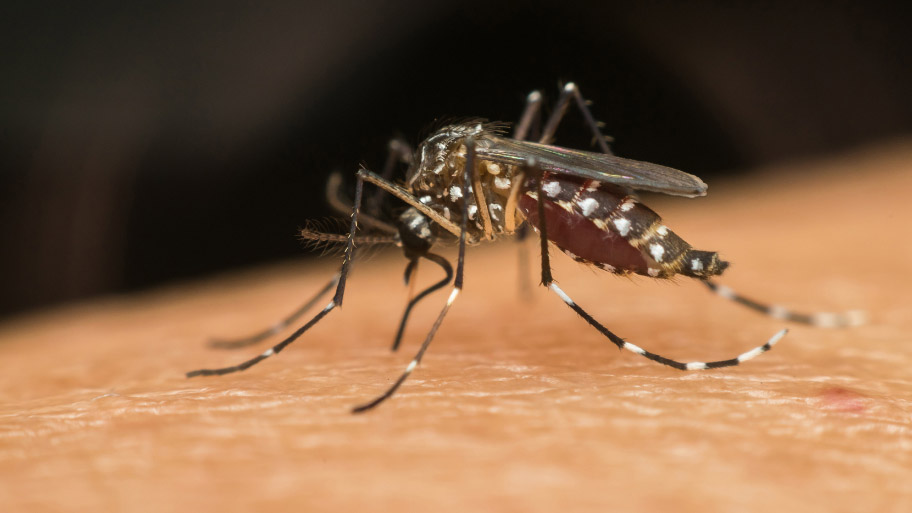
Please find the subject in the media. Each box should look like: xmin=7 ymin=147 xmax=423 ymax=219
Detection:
xmin=816 ymin=387 xmax=868 ymax=413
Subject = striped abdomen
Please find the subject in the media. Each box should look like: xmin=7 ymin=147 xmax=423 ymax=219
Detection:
xmin=518 ymin=173 xmax=727 ymax=279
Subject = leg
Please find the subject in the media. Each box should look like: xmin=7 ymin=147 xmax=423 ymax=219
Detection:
xmin=539 ymin=82 xmax=614 ymax=154
xmin=514 ymin=223 xmax=534 ymax=300
xmin=366 ymin=138 xmax=412 ymax=216
xmin=351 ymin=138 xmax=476 ymax=413
xmin=391 ymin=253 xmax=454 ymax=352
xmin=325 ymin=171 xmax=353 ymax=217
xmin=214 ymin=140 xmax=408 ymax=349
xmin=209 ymin=273 xmax=340 ymax=349
xmin=510 ymin=84 xmax=611 ymax=297
xmin=503 ymin=169 xmax=532 ymax=298
xmin=210 ymin=227 xmax=399 ymax=349
xmin=528 ymin=160 xmax=787 ymax=371
xmin=325 ymin=138 xmax=410 ymax=234
xmin=326 ymin=171 xmax=395 ymax=234
xmin=513 ymin=90 xmax=543 ymax=142
xmin=358 ymin=169 xmax=467 ymax=240
xmin=701 ymin=280 xmax=866 ymax=328
xmin=186 ymin=166 xmax=369 ymax=377
xmin=548 ymin=282 xmax=787 ymax=370
xmin=326 ymin=172 xmax=455 ymax=354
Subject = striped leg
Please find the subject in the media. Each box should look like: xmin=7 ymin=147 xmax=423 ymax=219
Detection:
xmin=548 ymin=282 xmax=787 ymax=370
xmin=528 ymin=158 xmax=787 ymax=371
xmin=186 ymin=166 xmax=368 ymax=378
xmin=351 ymin=137 xmax=476 ymax=413
xmin=702 ymin=280 xmax=867 ymax=328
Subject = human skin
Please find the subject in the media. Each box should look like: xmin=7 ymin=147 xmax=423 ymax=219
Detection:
xmin=1 ymin=142 xmax=910 ymax=513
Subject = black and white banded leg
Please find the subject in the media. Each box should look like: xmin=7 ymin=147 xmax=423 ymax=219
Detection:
xmin=527 ymin=159 xmax=787 ymax=371
xmin=548 ymin=282 xmax=787 ymax=370
xmin=350 ymin=138 xmax=476 ymax=413
xmin=186 ymin=165 xmax=370 ymax=377
xmin=702 ymin=280 xmax=867 ymax=328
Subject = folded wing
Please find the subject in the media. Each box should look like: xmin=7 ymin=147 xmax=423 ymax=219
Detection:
xmin=476 ymin=136 xmax=707 ymax=197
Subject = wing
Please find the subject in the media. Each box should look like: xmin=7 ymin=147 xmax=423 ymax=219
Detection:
xmin=476 ymin=136 xmax=707 ymax=197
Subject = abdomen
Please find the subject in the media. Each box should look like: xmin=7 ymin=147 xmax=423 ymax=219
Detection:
xmin=518 ymin=173 xmax=727 ymax=279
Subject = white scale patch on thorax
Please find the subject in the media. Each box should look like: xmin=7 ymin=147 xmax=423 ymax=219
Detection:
xmin=449 ymin=185 xmax=463 ymax=201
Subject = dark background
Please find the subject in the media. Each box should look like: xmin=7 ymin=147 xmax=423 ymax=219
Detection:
xmin=1 ymin=0 xmax=910 ymax=319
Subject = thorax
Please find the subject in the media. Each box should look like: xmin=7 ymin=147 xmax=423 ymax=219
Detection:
xmin=407 ymin=124 xmax=524 ymax=241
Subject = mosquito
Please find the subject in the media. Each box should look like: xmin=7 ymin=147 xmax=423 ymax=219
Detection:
xmin=187 ymin=83 xmax=865 ymax=412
